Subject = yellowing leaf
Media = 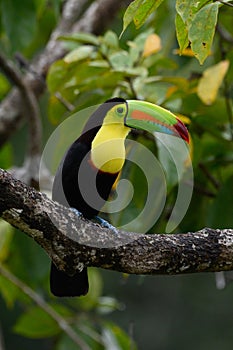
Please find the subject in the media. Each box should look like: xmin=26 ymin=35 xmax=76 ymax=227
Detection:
xmin=173 ymin=47 xmax=196 ymax=57
xmin=189 ymin=3 xmax=219 ymax=64
xmin=197 ymin=60 xmax=229 ymax=105
xmin=142 ymin=33 xmax=162 ymax=57
xmin=185 ymin=134 xmax=193 ymax=167
xmin=166 ymin=86 xmax=178 ymax=99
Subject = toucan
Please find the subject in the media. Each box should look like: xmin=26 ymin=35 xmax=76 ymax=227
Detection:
xmin=50 ymin=97 xmax=189 ymax=297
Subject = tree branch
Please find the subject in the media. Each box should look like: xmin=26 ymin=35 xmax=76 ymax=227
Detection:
xmin=0 ymin=168 xmax=233 ymax=277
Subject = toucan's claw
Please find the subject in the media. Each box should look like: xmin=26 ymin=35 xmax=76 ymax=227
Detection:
xmin=94 ymin=216 xmax=118 ymax=234
xmin=70 ymin=207 xmax=83 ymax=217
xmin=70 ymin=208 xmax=117 ymax=233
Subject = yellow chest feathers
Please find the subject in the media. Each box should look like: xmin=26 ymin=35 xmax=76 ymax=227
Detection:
xmin=91 ymin=124 xmax=130 ymax=173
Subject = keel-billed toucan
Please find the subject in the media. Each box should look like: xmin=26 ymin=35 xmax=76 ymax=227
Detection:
xmin=50 ymin=98 xmax=189 ymax=297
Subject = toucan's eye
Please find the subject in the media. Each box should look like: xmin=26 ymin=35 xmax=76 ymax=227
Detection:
xmin=117 ymin=107 xmax=124 ymax=115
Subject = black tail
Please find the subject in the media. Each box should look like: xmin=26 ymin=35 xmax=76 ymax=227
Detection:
xmin=50 ymin=262 xmax=89 ymax=297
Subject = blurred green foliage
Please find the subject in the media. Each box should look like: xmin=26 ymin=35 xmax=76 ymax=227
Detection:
xmin=0 ymin=0 xmax=233 ymax=349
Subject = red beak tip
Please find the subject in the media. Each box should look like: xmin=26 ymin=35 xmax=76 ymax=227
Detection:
xmin=174 ymin=119 xmax=190 ymax=143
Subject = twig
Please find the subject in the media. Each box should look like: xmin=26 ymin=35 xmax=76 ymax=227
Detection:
xmin=216 ymin=24 xmax=233 ymax=45
xmin=0 ymin=264 xmax=91 ymax=350
xmin=222 ymin=78 xmax=233 ymax=141
xmin=219 ymin=1 xmax=233 ymax=8
xmin=126 ymin=77 xmax=139 ymax=99
xmin=199 ymin=162 xmax=220 ymax=190
xmin=54 ymin=92 xmax=75 ymax=112
xmin=193 ymin=183 xmax=216 ymax=198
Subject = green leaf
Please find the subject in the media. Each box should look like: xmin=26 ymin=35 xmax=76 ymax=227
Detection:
xmin=102 ymin=31 xmax=119 ymax=49
xmin=0 ymin=73 xmax=11 ymax=99
xmin=133 ymin=0 xmax=165 ymax=29
xmin=1 ymin=0 xmax=37 ymax=51
xmin=121 ymin=0 xmax=165 ymax=37
xmin=47 ymin=59 xmax=77 ymax=93
xmin=48 ymin=94 xmax=69 ymax=125
xmin=59 ymin=32 xmax=100 ymax=46
xmin=121 ymin=0 xmax=144 ymax=36
xmin=89 ymin=60 xmax=109 ymax=68
xmin=0 ymin=142 xmax=13 ymax=169
xmin=120 ymin=67 xmax=148 ymax=77
xmin=73 ymin=268 xmax=103 ymax=311
xmin=7 ymin=231 xmax=49 ymax=288
xmin=0 ymin=274 xmax=22 ymax=308
xmin=176 ymin=0 xmax=207 ymax=27
xmin=64 ymin=46 xmax=94 ymax=63
xmin=175 ymin=0 xmax=219 ymax=63
xmin=102 ymin=322 xmax=137 ymax=350
xmin=189 ymin=3 xmax=219 ymax=64
xmin=14 ymin=307 xmax=60 ymax=338
xmin=51 ymin=0 xmax=61 ymax=20
xmin=56 ymin=334 xmax=82 ymax=350
xmin=175 ymin=13 xmax=189 ymax=52
xmin=97 ymin=296 xmax=123 ymax=315
xmin=109 ymin=51 xmax=131 ymax=69
xmin=56 ymin=323 xmax=102 ymax=350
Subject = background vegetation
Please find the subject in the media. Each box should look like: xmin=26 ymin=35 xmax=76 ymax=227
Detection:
xmin=0 ymin=0 xmax=233 ymax=349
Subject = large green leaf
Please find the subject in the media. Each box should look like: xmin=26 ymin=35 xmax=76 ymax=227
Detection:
xmin=1 ymin=0 xmax=37 ymax=51
xmin=14 ymin=307 xmax=60 ymax=338
xmin=175 ymin=13 xmax=189 ymax=53
xmin=109 ymin=51 xmax=131 ymax=70
xmin=189 ymin=3 xmax=219 ymax=64
xmin=8 ymin=230 xmax=49 ymax=285
xmin=0 ymin=274 xmax=23 ymax=308
xmin=101 ymin=31 xmax=119 ymax=49
xmin=176 ymin=0 xmax=207 ymax=27
xmin=121 ymin=0 xmax=165 ymax=36
xmin=175 ymin=0 xmax=219 ymax=63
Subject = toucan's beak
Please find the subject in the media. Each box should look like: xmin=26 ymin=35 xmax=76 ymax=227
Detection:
xmin=125 ymin=100 xmax=189 ymax=143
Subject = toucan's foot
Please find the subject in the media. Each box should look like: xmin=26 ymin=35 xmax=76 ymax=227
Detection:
xmin=70 ymin=209 xmax=118 ymax=234
xmin=94 ymin=216 xmax=118 ymax=234
xmin=70 ymin=207 xmax=82 ymax=217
